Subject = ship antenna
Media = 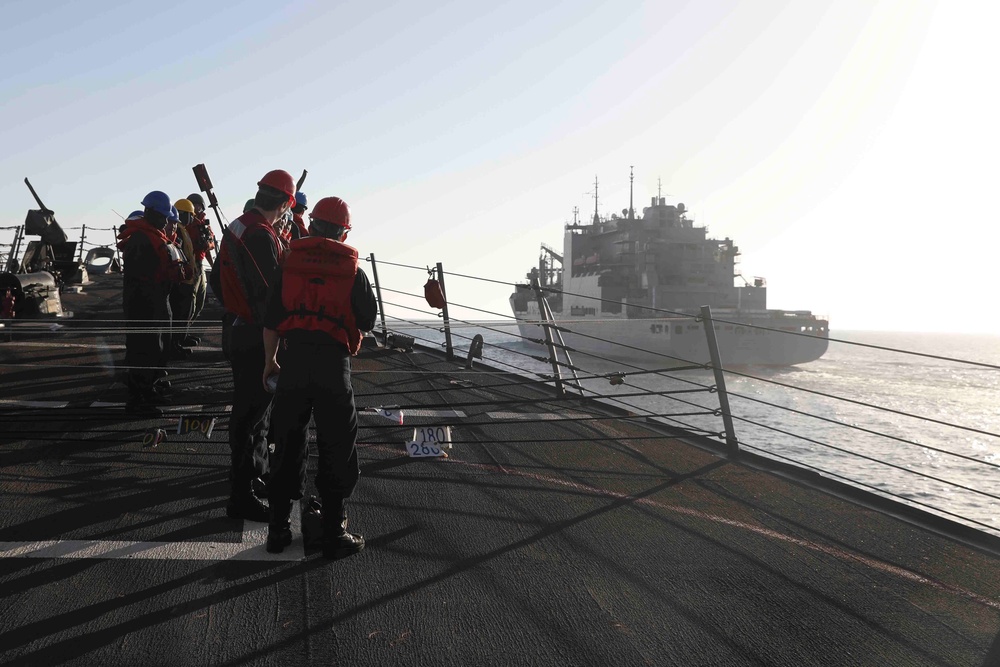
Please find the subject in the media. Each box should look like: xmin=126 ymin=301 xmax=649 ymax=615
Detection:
xmin=628 ymin=165 xmax=635 ymax=220
xmin=592 ymin=175 xmax=600 ymax=224
xmin=657 ymin=177 xmax=662 ymax=200
xmin=572 ymin=206 xmax=579 ymax=225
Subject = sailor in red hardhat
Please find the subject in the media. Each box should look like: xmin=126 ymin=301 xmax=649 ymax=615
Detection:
xmin=261 ymin=196 xmax=377 ymax=558
xmin=214 ymin=169 xmax=296 ymax=522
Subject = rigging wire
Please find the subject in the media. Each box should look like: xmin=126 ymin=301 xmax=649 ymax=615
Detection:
xmin=737 ymin=441 xmax=1000 ymax=534
xmin=722 ymin=367 xmax=1000 ymax=441
xmin=727 ymin=413 xmax=1000 ymax=502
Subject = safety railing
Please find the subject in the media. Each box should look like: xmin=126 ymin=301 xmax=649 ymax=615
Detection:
xmin=1 ymin=251 xmax=997 ymax=541
xmin=360 ymin=256 xmax=1000 ymax=539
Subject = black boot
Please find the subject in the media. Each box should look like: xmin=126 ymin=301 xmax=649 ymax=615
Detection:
xmin=266 ymin=498 xmax=293 ymax=553
xmin=226 ymin=468 xmax=269 ymax=522
xmin=321 ymin=498 xmax=364 ymax=560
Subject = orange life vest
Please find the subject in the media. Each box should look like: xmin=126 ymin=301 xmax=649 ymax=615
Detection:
xmin=218 ymin=211 xmax=282 ymax=323
xmin=275 ymin=237 xmax=362 ymax=354
xmin=188 ymin=212 xmax=216 ymax=259
xmin=116 ymin=217 xmax=187 ymax=283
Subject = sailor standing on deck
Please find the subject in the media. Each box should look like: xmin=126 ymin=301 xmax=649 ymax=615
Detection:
xmin=216 ymin=169 xmax=295 ymax=522
xmin=261 ymin=196 xmax=376 ymax=558
xmin=118 ymin=192 xmax=188 ymax=416
xmin=184 ymin=193 xmax=216 ymax=346
xmin=166 ymin=199 xmax=199 ymax=357
xmin=290 ymin=191 xmax=309 ymax=239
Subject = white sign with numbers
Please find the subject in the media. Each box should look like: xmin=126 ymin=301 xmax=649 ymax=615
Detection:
xmin=405 ymin=425 xmax=452 ymax=457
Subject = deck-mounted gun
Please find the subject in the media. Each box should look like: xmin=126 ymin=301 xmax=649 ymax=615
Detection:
xmin=23 ymin=178 xmax=68 ymax=247
xmin=17 ymin=179 xmax=85 ymax=287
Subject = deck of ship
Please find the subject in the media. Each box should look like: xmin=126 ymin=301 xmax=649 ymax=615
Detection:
xmin=0 ymin=274 xmax=998 ymax=666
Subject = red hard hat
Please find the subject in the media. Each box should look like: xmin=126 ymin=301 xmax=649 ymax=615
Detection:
xmin=310 ymin=197 xmax=351 ymax=230
xmin=256 ymin=170 xmax=296 ymax=205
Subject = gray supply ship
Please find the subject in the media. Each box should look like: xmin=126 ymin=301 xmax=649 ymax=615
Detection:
xmin=510 ymin=176 xmax=829 ymax=366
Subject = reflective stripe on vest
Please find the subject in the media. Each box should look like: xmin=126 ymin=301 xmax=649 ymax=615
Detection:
xmin=218 ymin=212 xmax=281 ymax=323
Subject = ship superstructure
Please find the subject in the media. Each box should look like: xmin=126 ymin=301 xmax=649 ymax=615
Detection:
xmin=510 ymin=175 xmax=829 ymax=366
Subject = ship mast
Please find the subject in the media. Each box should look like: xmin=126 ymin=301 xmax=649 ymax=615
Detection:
xmin=628 ymin=166 xmax=635 ymax=220
xmin=592 ymin=175 xmax=600 ymax=224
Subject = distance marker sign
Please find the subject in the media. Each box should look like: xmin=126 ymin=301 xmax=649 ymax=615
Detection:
xmin=405 ymin=426 xmax=452 ymax=458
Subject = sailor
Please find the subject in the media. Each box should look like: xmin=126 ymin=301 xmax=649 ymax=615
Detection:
xmin=184 ymin=193 xmax=216 ymax=346
xmin=290 ymin=191 xmax=309 ymax=239
xmin=117 ymin=192 xmax=188 ymax=416
xmin=216 ymin=169 xmax=295 ymax=522
xmin=166 ymin=199 xmax=199 ymax=357
xmin=261 ymin=196 xmax=377 ymax=558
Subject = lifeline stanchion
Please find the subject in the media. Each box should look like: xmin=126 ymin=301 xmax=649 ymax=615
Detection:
xmin=700 ymin=304 xmax=738 ymax=454
xmin=436 ymin=262 xmax=454 ymax=361
xmin=369 ymin=253 xmax=388 ymax=341
xmin=77 ymin=224 xmax=87 ymax=263
xmin=7 ymin=226 xmax=24 ymax=273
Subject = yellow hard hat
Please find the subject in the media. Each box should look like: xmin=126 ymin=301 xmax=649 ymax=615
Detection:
xmin=174 ymin=198 xmax=196 ymax=214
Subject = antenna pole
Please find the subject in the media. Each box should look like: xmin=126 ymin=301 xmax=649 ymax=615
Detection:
xmin=592 ymin=175 xmax=599 ymax=224
xmin=628 ymin=166 xmax=634 ymax=220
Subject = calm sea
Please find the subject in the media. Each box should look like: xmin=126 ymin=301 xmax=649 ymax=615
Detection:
xmin=404 ymin=323 xmax=1000 ymax=536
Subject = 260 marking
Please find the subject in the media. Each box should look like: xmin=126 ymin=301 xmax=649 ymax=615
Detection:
xmin=405 ymin=426 xmax=451 ymax=458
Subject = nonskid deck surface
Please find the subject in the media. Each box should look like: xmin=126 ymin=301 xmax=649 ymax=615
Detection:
xmin=0 ymin=275 xmax=998 ymax=666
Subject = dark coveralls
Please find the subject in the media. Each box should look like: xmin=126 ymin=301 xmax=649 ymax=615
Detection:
xmin=121 ymin=224 xmax=176 ymax=404
xmin=262 ymin=268 xmax=377 ymax=511
xmin=220 ymin=214 xmax=282 ymax=483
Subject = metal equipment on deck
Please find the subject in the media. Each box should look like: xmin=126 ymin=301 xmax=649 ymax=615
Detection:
xmin=0 ymin=271 xmax=65 ymax=317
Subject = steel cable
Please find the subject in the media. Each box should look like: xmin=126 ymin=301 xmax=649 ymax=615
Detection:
xmin=728 ymin=413 xmax=1000 ymax=503
xmin=737 ymin=441 xmax=1000 ymax=534
xmin=721 ymin=367 xmax=1000 ymax=441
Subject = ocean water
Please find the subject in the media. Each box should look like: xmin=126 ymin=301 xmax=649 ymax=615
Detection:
xmin=399 ymin=322 xmax=1000 ymax=536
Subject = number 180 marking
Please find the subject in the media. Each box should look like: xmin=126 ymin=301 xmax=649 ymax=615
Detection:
xmin=406 ymin=426 xmax=451 ymax=457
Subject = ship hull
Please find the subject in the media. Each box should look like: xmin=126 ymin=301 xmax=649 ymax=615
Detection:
xmin=510 ymin=300 xmax=828 ymax=367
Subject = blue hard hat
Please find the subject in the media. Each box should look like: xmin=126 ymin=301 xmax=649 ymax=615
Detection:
xmin=141 ymin=191 xmax=173 ymax=217
xmin=295 ymin=191 xmax=308 ymax=209
xmin=168 ymin=205 xmax=179 ymax=223
xmin=126 ymin=210 xmax=143 ymax=221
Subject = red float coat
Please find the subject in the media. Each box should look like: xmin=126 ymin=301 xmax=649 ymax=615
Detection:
xmin=188 ymin=212 xmax=216 ymax=260
xmin=115 ymin=217 xmax=188 ymax=283
xmin=218 ymin=211 xmax=283 ymax=323
xmin=275 ymin=237 xmax=362 ymax=355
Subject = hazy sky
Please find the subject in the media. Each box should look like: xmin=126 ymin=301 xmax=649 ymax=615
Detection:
xmin=1 ymin=0 xmax=996 ymax=333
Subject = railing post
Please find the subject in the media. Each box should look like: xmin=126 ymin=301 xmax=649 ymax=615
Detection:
xmin=437 ymin=262 xmax=454 ymax=361
xmin=700 ymin=305 xmax=739 ymax=453
xmin=77 ymin=224 xmax=86 ymax=263
xmin=7 ymin=227 xmax=24 ymax=273
xmin=368 ymin=252 xmax=388 ymax=342
xmin=532 ymin=277 xmax=565 ymax=396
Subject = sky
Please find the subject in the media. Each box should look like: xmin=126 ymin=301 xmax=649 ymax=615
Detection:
xmin=1 ymin=0 xmax=997 ymax=333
